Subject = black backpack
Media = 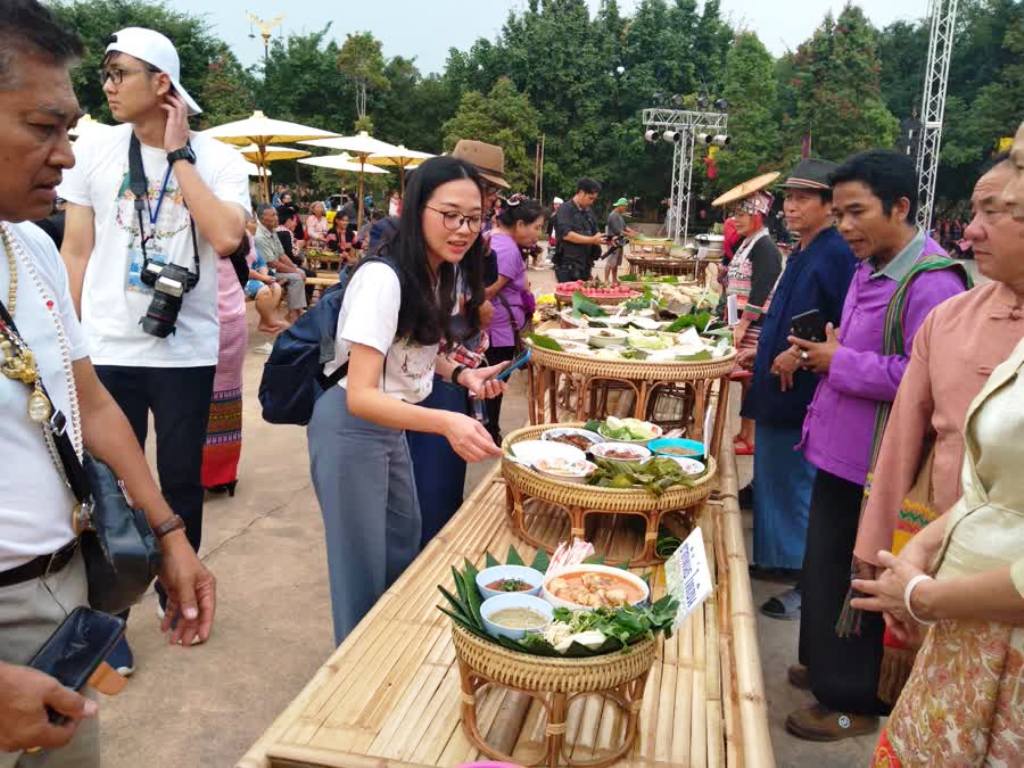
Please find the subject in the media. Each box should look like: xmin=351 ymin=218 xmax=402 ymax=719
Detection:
xmin=257 ymin=256 xmax=396 ymax=426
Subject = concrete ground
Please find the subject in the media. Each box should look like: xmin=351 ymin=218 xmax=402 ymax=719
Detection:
xmin=97 ymin=260 xmax=875 ymax=767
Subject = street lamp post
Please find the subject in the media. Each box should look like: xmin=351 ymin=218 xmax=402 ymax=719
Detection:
xmin=246 ymin=12 xmax=284 ymax=68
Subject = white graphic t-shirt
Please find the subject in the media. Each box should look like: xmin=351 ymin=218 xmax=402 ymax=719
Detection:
xmin=58 ymin=124 xmax=251 ymax=367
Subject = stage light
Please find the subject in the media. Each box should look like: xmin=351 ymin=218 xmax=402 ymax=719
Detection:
xmin=696 ymin=133 xmax=713 ymax=145
xmin=712 ymin=135 xmax=731 ymax=147
xmin=715 ymin=98 xmax=729 ymax=111
xmin=662 ymin=130 xmax=683 ymax=143
xmin=644 ymin=129 xmax=659 ymax=143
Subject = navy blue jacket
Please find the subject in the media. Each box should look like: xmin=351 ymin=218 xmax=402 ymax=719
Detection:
xmin=741 ymin=227 xmax=856 ymax=428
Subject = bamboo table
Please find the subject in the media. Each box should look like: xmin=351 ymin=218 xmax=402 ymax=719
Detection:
xmin=237 ymin=441 xmax=773 ymax=768
xmin=525 ymin=346 xmax=736 ymax=460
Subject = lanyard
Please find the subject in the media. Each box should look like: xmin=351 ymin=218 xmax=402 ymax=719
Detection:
xmin=145 ymin=165 xmax=174 ymax=228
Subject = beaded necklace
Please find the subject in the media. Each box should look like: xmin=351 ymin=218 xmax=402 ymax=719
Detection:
xmin=0 ymin=223 xmax=83 ymax=460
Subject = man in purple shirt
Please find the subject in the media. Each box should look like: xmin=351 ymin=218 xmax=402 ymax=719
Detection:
xmin=783 ymin=151 xmax=968 ymax=741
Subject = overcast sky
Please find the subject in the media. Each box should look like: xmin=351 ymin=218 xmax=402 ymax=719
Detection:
xmin=168 ymin=0 xmax=928 ymax=74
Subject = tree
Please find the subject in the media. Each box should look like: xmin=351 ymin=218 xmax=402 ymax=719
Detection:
xmin=789 ymin=6 xmax=899 ymax=163
xmin=198 ymin=46 xmax=257 ymax=130
xmin=715 ymin=32 xmax=782 ymax=190
xmin=336 ymin=32 xmax=389 ymax=121
xmin=442 ymin=77 xmax=541 ymax=190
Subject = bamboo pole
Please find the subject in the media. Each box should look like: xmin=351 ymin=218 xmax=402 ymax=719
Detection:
xmin=718 ymin=438 xmax=775 ymax=767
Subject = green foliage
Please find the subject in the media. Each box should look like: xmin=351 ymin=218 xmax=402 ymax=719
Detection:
xmin=715 ymin=32 xmax=782 ymax=191
xmin=442 ymin=77 xmax=541 ymax=190
xmin=337 ymin=31 xmax=389 ymax=119
xmin=788 ymin=6 xmax=899 ymax=164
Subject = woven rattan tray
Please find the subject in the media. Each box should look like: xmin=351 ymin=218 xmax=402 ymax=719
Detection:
xmin=527 ymin=342 xmax=736 ymax=382
xmin=501 ymin=424 xmax=716 ymax=564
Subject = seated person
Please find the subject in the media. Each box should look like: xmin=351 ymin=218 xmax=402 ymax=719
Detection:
xmin=255 ymin=204 xmax=306 ymax=322
xmin=325 ymin=213 xmax=358 ymax=267
xmin=245 ymin=250 xmax=289 ymax=334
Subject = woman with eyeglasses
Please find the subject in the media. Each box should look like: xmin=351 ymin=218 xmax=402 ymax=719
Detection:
xmin=307 ymin=156 xmax=508 ymax=644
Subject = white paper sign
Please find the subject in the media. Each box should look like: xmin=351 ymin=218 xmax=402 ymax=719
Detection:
xmin=726 ymin=294 xmax=739 ymax=326
xmin=664 ymin=527 xmax=714 ymax=628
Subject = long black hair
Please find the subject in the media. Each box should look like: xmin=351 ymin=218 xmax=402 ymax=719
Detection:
xmin=360 ymin=156 xmax=486 ymax=346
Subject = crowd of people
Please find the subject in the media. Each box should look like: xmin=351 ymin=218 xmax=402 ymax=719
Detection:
xmin=2 ymin=1 xmax=1024 ymax=767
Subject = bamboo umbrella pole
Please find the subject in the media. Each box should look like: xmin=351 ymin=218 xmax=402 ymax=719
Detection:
xmin=357 ymin=156 xmax=366 ymax=230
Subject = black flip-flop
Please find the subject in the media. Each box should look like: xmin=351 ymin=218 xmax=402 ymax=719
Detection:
xmin=760 ymin=587 xmax=801 ymax=620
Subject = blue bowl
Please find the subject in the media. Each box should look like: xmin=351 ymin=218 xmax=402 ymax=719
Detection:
xmin=475 ymin=565 xmax=544 ymax=601
xmin=480 ymin=593 xmax=554 ymax=641
xmin=647 ymin=437 xmax=706 ymax=462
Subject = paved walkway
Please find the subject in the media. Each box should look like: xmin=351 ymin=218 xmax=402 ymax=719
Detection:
xmin=97 ymin=261 xmax=875 ymax=767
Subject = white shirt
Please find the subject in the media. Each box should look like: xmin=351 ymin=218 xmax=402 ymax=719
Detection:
xmin=324 ymin=262 xmax=439 ymax=404
xmin=0 ymin=222 xmax=88 ymax=571
xmin=57 ymin=124 xmax=251 ymax=367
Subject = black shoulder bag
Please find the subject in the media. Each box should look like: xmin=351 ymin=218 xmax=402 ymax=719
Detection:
xmin=0 ymin=299 xmax=161 ymax=614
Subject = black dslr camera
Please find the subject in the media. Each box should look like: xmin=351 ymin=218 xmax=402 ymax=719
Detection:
xmin=139 ymin=260 xmax=198 ymax=338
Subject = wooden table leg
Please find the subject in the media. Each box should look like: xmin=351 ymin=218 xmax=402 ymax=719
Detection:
xmin=547 ymin=692 xmax=568 ymax=768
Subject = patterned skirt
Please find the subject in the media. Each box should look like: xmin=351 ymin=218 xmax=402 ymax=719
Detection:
xmin=873 ymin=618 xmax=1024 ymax=767
xmin=201 ymin=312 xmax=247 ymax=489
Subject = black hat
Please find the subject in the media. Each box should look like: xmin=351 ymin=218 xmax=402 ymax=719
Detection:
xmin=781 ymin=158 xmax=838 ymax=191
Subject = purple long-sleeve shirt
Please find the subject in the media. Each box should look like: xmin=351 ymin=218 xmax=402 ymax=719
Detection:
xmin=799 ymin=230 xmax=966 ymax=486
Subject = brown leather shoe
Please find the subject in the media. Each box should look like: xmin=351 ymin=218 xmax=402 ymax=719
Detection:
xmin=787 ymin=663 xmax=810 ymax=690
xmin=785 ymin=704 xmax=878 ymax=741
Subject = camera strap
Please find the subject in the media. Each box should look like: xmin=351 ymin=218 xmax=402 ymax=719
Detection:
xmin=128 ymin=133 xmax=200 ymax=287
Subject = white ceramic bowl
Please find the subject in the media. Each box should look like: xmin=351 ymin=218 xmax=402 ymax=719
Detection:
xmin=588 ymin=328 xmax=629 ymax=348
xmin=509 ymin=440 xmax=585 ymax=465
xmin=596 ymin=420 xmax=664 ymax=446
xmin=658 ymin=456 xmax=706 ymax=475
xmin=481 ymin=593 xmax=554 ymax=641
xmin=541 ymin=428 xmax=605 ymax=451
xmin=475 ymin=565 xmax=544 ymax=601
xmin=533 ymin=456 xmax=597 ymax=484
xmin=542 ymin=565 xmax=650 ymax=611
xmin=589 ymin=442 xmax=651 ymax=462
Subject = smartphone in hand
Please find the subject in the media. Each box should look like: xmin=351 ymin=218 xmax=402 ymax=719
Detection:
xmin=28 ymin=607 xmax=125 ymax=724
xmin=790 ymin=309 xmax=827 ymax=343
xmin=495 ymin=347 xmax=532 ymax=382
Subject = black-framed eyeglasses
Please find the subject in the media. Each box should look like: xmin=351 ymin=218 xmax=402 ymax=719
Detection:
xmin=98 ymin=65 xmax=158 ymax=87
xmin=425 ymin=205 xmax=484 ymax=233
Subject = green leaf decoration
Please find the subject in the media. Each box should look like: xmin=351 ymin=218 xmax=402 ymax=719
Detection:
xmin=484 ymin=551 xmax=500 ymax=568
xmin=506 ymin=545 xmax=525 ymax=566
xmin=530 ymin=549 xmax=550 ymax=572
xmin=571 ymin=290 xmax=607 ymax=317
xmin=527 ymin=332 xmax=563 ymax=351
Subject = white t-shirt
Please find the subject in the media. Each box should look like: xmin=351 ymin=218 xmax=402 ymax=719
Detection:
xmin=57 ymin=124 xmax=251 ymax=367
xmin=0 ymin=222 xmax=88 ymax=571
xmin=324 ymin=262 xmax=439 ymax=404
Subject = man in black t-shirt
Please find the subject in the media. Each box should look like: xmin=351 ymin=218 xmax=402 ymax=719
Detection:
xmin=554 ymin=178 xmax=604 ymax=282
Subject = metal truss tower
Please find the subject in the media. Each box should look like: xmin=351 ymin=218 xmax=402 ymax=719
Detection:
xmin=642 ymin=109 xmax=728 ymax=244
xmin=916 ymin=0 xmax=958 ymax=230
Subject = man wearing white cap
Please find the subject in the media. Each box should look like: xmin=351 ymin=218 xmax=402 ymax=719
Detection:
xmin=59 ymin=27 xmax=249 ymax=674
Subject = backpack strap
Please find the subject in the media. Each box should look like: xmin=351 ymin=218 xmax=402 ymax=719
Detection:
xmin=315 ymin=254 xmax=399 ymax=390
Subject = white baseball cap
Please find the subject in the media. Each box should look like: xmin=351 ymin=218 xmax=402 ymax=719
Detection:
xmin=105 ymin=27 xmax=202 ymax=116
xmin=553 ymin=197 xmax=564 ymax=205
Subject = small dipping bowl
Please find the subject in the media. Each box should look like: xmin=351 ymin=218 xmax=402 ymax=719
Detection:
xmin=648 ymin=437 xmax=706 ymax=462
xmin=480 ymin=593 xmax=554 ymax=641
xmin=475 ymin=565 xmax=544 ymax=601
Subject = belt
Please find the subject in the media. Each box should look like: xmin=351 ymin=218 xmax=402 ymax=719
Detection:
xmin=0 ymin=539 xmax=78 ymax=589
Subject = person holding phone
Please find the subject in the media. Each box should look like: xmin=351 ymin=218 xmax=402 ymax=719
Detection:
xmin=783 ymin=151 xmax=968 ymax=742
xmin=307 ymin=156 xmax=508 ymax=645
xmin=1 ymin=5 xmax=216 ymax=764
xmin=740 ymin=160 xmax=856 ymax=622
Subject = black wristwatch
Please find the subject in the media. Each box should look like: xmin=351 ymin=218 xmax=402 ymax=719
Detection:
xmin=451 ymin=365 xmax=468 ymax=387
xmin=167 ymin=145 xmax=196 ymax=167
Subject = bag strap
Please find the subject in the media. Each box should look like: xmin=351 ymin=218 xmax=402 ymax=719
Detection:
xmin=0 ymin=298 xmax=91 ymax=504
xmin=495 ymin=291 xmax=526 ymax=352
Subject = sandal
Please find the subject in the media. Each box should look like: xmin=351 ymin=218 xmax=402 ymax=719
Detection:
xmin=733 ymin=436 xmax=755 ymax=455
xmin=761 ymin=587 xmax=801 ymax=621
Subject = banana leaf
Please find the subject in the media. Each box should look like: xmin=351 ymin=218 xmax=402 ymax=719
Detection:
xmin=527 ymin=332 xmax=563 ymax=351
xmin=571 ymin=291 xmax=607 ymax=317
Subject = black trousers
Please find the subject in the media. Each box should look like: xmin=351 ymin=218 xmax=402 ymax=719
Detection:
xmin=95 ymin=365 xmax=216 ymax=556
xmin=484 ymin=345 xmax=517 ymax=443
xmin=798 ymin=469 xmax=890 ymax=716
xmin=554 ymin=253 xmax=591 ymax=283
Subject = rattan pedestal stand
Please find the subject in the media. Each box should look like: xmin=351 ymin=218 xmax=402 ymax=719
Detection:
xmin=525 ymin=346 xmax=736 ymax=461
xmin=502 ymin=424 xmax=716 ymax=565
xmin=453 ymin=625 xmax=657 ymax=768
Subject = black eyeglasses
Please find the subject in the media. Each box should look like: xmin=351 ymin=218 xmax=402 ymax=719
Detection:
xmin=425 ymin=205 xmax=484 ymax=233
xmin=98 ymin=65 xmax=158 ymax=87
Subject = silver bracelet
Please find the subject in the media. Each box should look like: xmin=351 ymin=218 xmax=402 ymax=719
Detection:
xmin=904 ymin=573 xmax=937 ymax=626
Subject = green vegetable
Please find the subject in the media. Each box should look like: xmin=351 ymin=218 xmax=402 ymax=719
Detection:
xmin=666 ymin=311 xmax=712 ymax=333
xmin=571 ymin=290 xmax=607 ymax=317
xmin=527 ymin=332 xmax=563 ymax=351
xmin=676 ymin=350 xmax=712 ymax=362
xmin=587 ymin=456 xmax=705 ymax=496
